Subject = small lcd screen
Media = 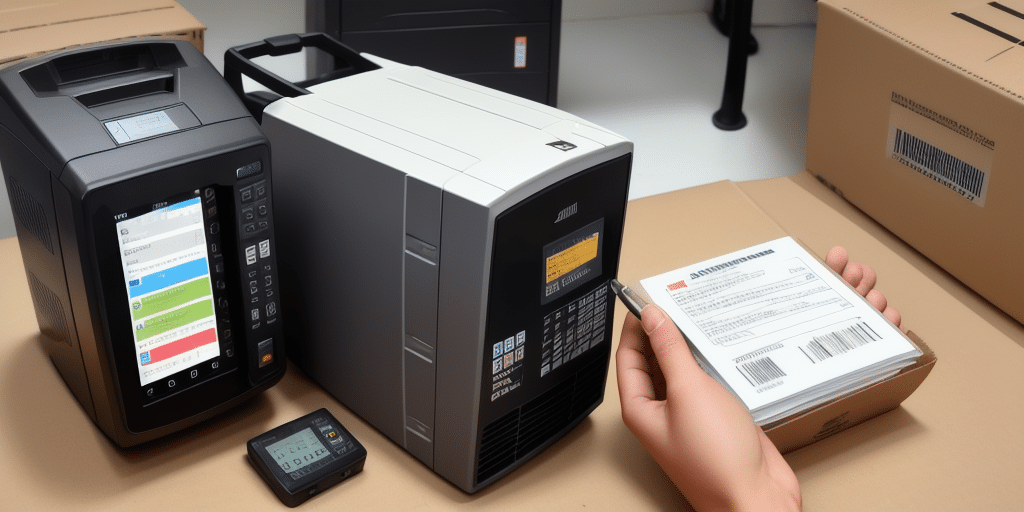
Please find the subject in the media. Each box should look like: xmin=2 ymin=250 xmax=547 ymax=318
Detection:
xmin=116 ymin=195 xmax=219 ymax=387
xmin=542 ymin=218 xmax=605 ymax=305
xmin=265 ymin=427 xmax=331 ymax=476
xmin=104 ymin=110 xmax=180 ymax=144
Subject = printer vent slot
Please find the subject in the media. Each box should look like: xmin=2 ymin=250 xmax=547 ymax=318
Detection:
xmin=476 ymin=409 xmax=520 ymax=481
xmin=27 ymin=272 xmax=72 ymax=347
xmin=476 ymin=355 xmax=607 ymax=484
xmin=8 ymin=177 xmax=53 ymax=254
xmin=75 ymin=75 xmax=174 ymax=108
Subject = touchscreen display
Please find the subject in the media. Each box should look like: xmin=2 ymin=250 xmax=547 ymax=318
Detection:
xmin=265 ymin=427 xmax=331 ymax=476
xmin=117 ymin=195 xmax=219 ymax=387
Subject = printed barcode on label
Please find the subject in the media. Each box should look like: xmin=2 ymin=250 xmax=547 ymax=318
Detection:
xmin=892 ymin=128 xmax=985 ymax=197
xmin=739 ymin=356 xmax=786 ymax=387
xmin=801 ymin=322 xmax=881 ymax=363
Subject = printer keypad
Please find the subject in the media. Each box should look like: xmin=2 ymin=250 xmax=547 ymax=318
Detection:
xmin=235 ymin=165 xmax=281 ymax=374
xmin=239 ymin=179 xmax=271 ymax=238
xmin=243 ymin=238 xmax=279 ymax=332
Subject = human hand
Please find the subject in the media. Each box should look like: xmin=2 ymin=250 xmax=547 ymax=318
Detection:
xmin=616 ymin=304 xmax=802 ymax=511
xmin=615 ymin=246 xmax=899 ymax=510
xmin=825 ymin=246 xmax=901 ymax=327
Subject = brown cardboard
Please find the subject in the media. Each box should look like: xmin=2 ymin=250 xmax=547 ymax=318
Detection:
xmin=617 ymin=180 xmax=937 ymax=454
xmin=0 ymin=0 xmax=205 ymax=68
xmin=763 ymin=331 xmax=935 ymax=453
xmin=2 ymin=175 xmax=1022 ymax=511
xmin=806 ymin=0 xmax=1024 ymax=324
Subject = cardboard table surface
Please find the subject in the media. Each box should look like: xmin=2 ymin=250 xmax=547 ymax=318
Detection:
xmin=1 ymin=174 xmax=1021 ymax=511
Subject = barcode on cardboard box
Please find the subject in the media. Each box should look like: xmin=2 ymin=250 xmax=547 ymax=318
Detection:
xmin=887 ymin=93 xmax=992 ymax=206
xmin=892 ymin=128 xmax=986 ymax=198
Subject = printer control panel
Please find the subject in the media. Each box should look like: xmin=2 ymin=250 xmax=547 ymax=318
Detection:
xmin=233 ymin=162 xmax=282 ymax=379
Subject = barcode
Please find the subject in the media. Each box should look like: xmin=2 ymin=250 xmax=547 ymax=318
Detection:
xmin=801 ymin=322 xmax=881 ymax=363
xmin=892 ymin=128 xmax=985 ymax=197
xmin=739 ymin=356 xmax=786 ymax=387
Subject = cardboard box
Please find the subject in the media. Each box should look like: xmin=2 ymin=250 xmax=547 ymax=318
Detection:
xmin=617 ymin=179 xmax=937 ymax=455
xmin=0 ymin=0 xmax=206 ymax=69
xmin=764 ymin=331 xmax=935 ymax=453
xmin=805 ymin=0 xmax=1024 ymax=325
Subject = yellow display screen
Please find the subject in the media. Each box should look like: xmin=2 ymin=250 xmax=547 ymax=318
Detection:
xmin=545 ymin=233 xmax=599 ymax=284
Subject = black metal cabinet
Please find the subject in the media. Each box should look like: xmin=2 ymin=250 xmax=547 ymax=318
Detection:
xmin=308 ymin=0 xmax=562 ymax=106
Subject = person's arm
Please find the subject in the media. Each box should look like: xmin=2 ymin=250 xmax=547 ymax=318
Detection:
xmin=616 ymin=247 xmax=899 ymax=511
xmin=617 ymin=305 xmax=802 ymax=511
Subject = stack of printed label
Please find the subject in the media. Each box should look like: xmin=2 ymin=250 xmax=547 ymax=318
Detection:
xmin=640 ymin=236 xmax=922 ymax=425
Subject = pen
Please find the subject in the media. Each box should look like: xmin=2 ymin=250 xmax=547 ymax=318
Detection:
xmin=610 ymin=279 xmax=648 ymax=320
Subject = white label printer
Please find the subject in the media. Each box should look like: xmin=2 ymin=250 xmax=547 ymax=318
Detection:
xmin=225 ymin=34 xmax=632 ymax=492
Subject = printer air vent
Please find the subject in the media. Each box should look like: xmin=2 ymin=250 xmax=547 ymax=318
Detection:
xmin=476 ymin=354 xmax=607 ymax=484
xmin=8 ymin=177 xmax=53 ymax=254
xmin=27 ymin=272 xmax=72 ymax=346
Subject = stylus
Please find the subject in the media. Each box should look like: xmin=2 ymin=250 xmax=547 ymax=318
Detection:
xmin=610 ymin=279 xmax=648 ymax=320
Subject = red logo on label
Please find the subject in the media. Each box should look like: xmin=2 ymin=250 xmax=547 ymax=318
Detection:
xmin=667 ymin=280 xmax=688 ymax=291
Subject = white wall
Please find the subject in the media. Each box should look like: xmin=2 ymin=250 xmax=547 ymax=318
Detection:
xmin=0 ymin=0 xmax=817 ymax=240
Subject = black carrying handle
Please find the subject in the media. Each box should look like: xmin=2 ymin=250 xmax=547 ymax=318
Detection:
xmin=224 ymin=32 xmax=380 ymax=122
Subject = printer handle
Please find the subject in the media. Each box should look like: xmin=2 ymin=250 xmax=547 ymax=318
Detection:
xmin=224 ymin=33 xmax=380 ymax=122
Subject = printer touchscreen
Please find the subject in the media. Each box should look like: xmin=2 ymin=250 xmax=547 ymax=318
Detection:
xmin=116 ymin=192 xmax=226 ymax=394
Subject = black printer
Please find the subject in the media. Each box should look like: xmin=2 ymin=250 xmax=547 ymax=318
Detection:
xmin=0 ymin=40 xmax=286 ymax=446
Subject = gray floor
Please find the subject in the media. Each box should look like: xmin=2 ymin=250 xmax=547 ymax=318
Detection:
xmin=0 ymin=8 xmax=817 ymax=238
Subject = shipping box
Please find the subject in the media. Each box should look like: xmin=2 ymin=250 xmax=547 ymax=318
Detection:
xmin=0 ymin=0 xmax=206 ymax=68
xmin=806 ymin=0 xmax=1024 ymax=324
xmin=617 ymin=178 xmax=937 ymax=454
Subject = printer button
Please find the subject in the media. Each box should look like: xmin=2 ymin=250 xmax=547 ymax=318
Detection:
xmin=257 ymin=338 xmax=274 ymax=367
xmin=236 ymin=161 xmax=262 ymax=179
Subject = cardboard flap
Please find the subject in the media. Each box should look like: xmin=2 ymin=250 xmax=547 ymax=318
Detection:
xmin=0 ymin=0 xmax=205 ymax=66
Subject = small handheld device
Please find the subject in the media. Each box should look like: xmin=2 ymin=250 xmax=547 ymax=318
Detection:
xmin=247 ymin=408 xmax=367 ymax=507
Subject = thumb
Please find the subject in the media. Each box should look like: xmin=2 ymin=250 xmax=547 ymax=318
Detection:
xmin=640 ymin=305 xmax=702 ymax=378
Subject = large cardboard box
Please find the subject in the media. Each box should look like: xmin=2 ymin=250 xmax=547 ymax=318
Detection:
xmin=806 ymin=0 xmax=1024 ymax=324
xmin=0 ymin=0 xmax=206 ymax=68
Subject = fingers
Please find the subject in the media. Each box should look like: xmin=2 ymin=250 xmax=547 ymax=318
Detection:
xmin=865 ymin=288 xmax=887 ymax=312
xmin=825 ymin=246 xmax=849 ymax=275
xmin=615 ymin=313 xmax=658 ymax=407
xmin=637 ymin=305 xmax=703 ymax=385
xmin=829 ymin=246 xmax=902 ymax=328
xmin=883 ymin=305 xmax=902 ymax=328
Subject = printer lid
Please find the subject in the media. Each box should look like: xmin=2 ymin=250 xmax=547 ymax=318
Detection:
xmin=0 ymin=39 xmax=253 ymax=175
xmin=282 ymin=57 xmax=628 ymax=193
